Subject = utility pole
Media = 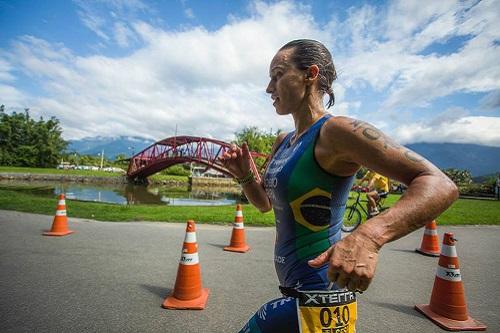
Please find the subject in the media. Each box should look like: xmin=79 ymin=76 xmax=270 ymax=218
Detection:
xmin=100 ymin=149 xmax=104 ymax=169
xmin=173 ymin=124 xmax=178 ymax=150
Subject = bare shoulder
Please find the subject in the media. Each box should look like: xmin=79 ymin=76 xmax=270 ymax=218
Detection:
xmin=322 ymin=116 xmax=373 ymax=141
xmin=321 ymin=116 xmax=400 ymax=153
xmin=318 ymin=116 xmax=438 ymax=184
xmin=271 ymin=132 xmax=289 ymax=155
xmin=276 ymin=131 xmax=289 ymax=143
xmin=318 ymin=116 xmax=372 ymax=159
xmin=315 ymin=116 xmax=362 ymax=176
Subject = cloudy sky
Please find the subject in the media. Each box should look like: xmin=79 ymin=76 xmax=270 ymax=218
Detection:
xmin=1 ymin=0 xmax=499 ymax=146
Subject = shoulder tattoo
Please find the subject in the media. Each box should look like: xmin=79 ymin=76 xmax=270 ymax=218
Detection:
xmin=350 ymin=119 xmax=424 ymax=164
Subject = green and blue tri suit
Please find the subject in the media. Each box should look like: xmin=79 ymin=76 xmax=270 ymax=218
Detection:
xmin=239 ymin=114 xmax=356 ymax=333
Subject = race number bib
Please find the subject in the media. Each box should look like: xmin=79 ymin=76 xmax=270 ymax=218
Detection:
xmin=297 ymin=290 xmax=357 ymax=333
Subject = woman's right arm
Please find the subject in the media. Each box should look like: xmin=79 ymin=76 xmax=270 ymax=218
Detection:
xmin=220 ymin=133 xmax=287 ymax=213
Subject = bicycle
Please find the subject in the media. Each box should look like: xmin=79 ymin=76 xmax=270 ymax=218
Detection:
xmin=341 ymin=185 xmax=389 ymax=232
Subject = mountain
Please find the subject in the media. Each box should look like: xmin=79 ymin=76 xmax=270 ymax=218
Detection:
xmin=67 ymin=136 xmax=155 ymax=160
xmin=406 ymin=143 xmax=500 ymax=177
xmin=68 ymin=137 xmax=499 ymax=176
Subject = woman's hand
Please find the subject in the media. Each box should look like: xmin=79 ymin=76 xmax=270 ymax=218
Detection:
xmin=219 ymin=142 xmax=252 ymax=179
xmin=308 ymin=226 xmax=380 ymax=292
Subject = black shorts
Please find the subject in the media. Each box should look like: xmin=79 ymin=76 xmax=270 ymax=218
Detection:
xmin=376 ymin=191 xmax=388 ymax=198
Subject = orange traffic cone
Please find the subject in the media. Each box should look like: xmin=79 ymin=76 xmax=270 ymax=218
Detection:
xmin=163 ymin=220 xmax=209 ymax=310
xmin=415 ymin=232 xmax=487 ymax=331
xmin=415 ymin=220 xmax=440 ymax=257
xmin=224 ymin=204 xmax=250 ymax=253
xmin=43 ymin=194 xmax=74 ymax=236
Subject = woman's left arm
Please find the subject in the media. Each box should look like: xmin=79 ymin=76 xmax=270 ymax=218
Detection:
xmin=309 ymin=116 xmax=459 ymax=291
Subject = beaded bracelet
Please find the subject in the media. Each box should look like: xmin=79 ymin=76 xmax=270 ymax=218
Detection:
xmin=237 ymin=171 xmax=255 ymax=185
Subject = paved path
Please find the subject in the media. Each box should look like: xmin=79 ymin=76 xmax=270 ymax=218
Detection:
xmin=0 ymin=210 xmax=498 ymax=332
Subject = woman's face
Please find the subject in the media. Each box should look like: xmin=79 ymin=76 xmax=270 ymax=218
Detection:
xmin=266 ymin=49 xmax=307 ymax=115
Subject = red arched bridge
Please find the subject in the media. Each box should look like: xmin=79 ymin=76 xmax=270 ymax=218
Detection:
xmin=127 ymin=136 xmax=268 ymax=183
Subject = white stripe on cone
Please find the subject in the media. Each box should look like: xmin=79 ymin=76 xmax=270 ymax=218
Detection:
xmin=55 ymin=210 xmax=67 ymax=216
xmin=179 ymin=253 xmax=199 ymax=265
xmin=436 ymin=266 xmax=462 ymax=282
xmin=424 ymin=228 xmax=438 ymax=236
xmin=58 ymin=200 xmax=66 ymax=205
xmin=184 ymin=231 xmax=197 ymax=243
xmin=441 ymin=244 xmax=457 ymax=258
xmin=236 ymin=210 xmax=243 ymax=217
xmin=233 ymin=222 xmax=244 ymax=229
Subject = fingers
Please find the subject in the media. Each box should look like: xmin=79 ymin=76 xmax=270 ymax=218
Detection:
xmin=329 ymin=269 xmax=366 ymax=292
xmin=219 ymin=151 xmax=233 ymax=163
xmin=357 ymin=278 xmax=371 ymax=292
xmin=336 ymin=273 xmax=350 ymax=289
xmin=219 ymin=145 xmax=242 ymax=162
xmin=241 ymin=142 xmax=251 ymax=159
xmin=347 ymin=277 xmax=361 ymax=292
xmin=324 ymin=235 xmax=379 ymax=292
xmin=308 ymin=246 xmax=334 ymax=267
xmin=219 ymin=144 xmax=251 ymax=179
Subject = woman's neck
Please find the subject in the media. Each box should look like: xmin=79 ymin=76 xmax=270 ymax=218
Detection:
xmin=291 ymin=101 xmax=326 ymax=140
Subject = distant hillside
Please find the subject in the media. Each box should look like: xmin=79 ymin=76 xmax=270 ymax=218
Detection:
xmin=67 ymin=137 xmax=499 ymax=176
xmin=67 ymin=136 xmax=154 ymax=160
xmin=406 ymin=143 xmax=500 ymax=177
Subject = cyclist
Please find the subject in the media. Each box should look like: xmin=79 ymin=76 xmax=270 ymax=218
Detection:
xmin=359 ymin=169 xmax=390 ymax=216
xmin=220 ymin=39 xmax=458 ymax=333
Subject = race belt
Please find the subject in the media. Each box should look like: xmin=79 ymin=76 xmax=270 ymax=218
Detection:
xmin=280 ymin=287 xmax=357 ymax=333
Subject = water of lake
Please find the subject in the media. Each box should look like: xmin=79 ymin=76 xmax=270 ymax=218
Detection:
xmin=0 ymin=180 xmax=241 ymax=206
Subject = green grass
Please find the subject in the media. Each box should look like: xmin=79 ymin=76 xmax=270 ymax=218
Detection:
xmin=0 ymin=166 xmax=122 ymax=178
xmin=438 ymin=198 xmax=500 ymax=225
xmin=346 ymin=193 xmax=499 ymax=225
xmin=0 ymin=166 xmax=189 ymax=183
xmin=149 ymin=173 xmax=189 ymax=182
xmin=0 ymin=187 xmax=275 ymax=225
xmin=0 ymin=187 xmax=498 ymax=225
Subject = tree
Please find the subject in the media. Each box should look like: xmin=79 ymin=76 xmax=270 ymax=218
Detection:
xmin=0 ymin=105 xmax=68 ymax=167
xmin=234 ymin=126 xmax=280 ymax=154
xmin=442 ymin=168 xmax=472 ymax=185
xmin=233 ymin=126 xmax=281 ymax=169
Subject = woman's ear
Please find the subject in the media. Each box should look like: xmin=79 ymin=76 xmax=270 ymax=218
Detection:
xmin=305 ymin=65 xmax=320 ymax=84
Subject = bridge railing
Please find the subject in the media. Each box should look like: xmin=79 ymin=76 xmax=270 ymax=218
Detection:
xmin=127 ymin=136 xmax=268 ymax=182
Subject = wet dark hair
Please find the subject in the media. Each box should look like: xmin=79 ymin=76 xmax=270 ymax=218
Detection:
xmin=279 ymin=39 xmax=337 ymax=108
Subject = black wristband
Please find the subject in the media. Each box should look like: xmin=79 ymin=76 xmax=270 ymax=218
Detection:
xmin=236 ymin=171 xmax=255 ymax=185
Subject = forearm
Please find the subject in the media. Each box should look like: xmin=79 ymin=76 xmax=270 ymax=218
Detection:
xmin=356 ymin=171 xmax=458 ymax=249
xmin=241 ymin=180 xmax=272 ymax=213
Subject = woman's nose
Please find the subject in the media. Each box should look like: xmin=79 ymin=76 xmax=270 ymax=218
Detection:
xmin=266 ymin=81 xmax=273 ymax=94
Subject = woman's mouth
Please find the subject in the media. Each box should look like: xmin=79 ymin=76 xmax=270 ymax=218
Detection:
xmin=273 ymin=97 xmax=279 ymax=106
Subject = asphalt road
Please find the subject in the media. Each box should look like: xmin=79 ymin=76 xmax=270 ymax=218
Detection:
xmin=0 ymin=210 xmax=498 ymax=332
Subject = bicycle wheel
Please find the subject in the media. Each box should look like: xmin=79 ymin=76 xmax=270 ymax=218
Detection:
xmin=341 ymin=205 xmax=362 ymax=232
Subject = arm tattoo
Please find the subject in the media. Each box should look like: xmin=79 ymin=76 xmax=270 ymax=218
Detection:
xmin=351 ymin=120 xmax=364 ymax=130
xmin=404 ymin=150 xmax=424 ymax=163
xmin=350 ymin=119 xmax=423 ymax=164
xmin=362 ymin=127 xmax=381 ymax=140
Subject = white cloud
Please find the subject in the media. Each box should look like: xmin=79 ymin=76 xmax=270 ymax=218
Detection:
xmin=384 ymin=0 xmax=458 ymax=43
xmin=75 ymin=1 xmax=110 ymax=41
xmin=73 ymin=0 xmax=151 ymax=46
xmin=1 ymin=0 xmax=498 ymax=148
xmin=393 ymin=115 xmax=500 ymax=147
xmin=0 ymin=58 xmax=15 ymax=82
xmin=333 ymin=0 xmax=500 ymax=109
xmin=113 ymin=21 xmax=136 ymax=47
xmin=3 ymin=1 xmax=328 ymax=140
xmin=480 ymin=90 xmax=500 ymax=111
xmin=0 ymin=84 xmax=26 ymax=107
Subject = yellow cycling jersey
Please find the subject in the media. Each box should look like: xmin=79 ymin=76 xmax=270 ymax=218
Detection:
xmin=366 ymin=171 xmax=389 ymax=193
